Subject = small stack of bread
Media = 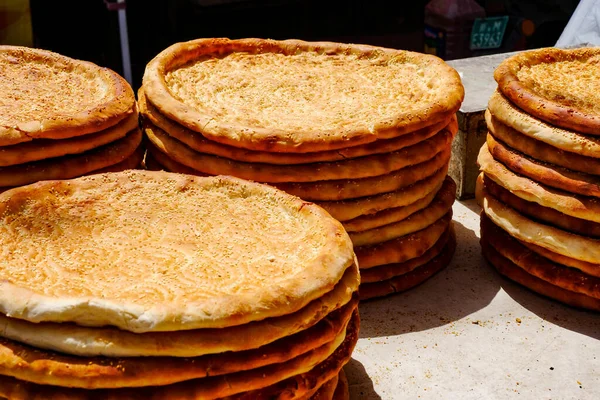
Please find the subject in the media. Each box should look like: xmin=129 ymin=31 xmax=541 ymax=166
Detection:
xmin=139 ymin=38 xmax=464 ymax=300
xmin=477 ymin=47 xmax=600 ymax=311
xmin=0 ymin=46 xmax=143 ymax=191
xmin=0 ymin=170 xmax=359 ymax=399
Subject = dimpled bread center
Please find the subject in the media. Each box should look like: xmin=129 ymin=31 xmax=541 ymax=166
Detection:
xmin=0 ymin=179 xmax=325 ymax=306
xmin=517 ymin=57 xmax=600 ymax=115
xmin=0 ymin=54 xmax=109 ymax=127
xmin=165 ymin=52 xmax=441 ymax=133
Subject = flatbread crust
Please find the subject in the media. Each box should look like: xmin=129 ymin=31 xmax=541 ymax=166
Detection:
xmin=481 ymin=186 xmax=600 ymax=264
xmin=361 ymin=225 xmax=450 ymax=283
xmin=483 ymin=175 xmax=600 ymax=237
xmin=494 ymin=47 xmax=600 ymax=134
xmin=481 ymin=214 xmax=600 ymax=299
xmin=0 ymin=312 xmax=359 ymax=400
xmin=142 ymin=38 xmax=463 ymax=153
xmin=0 ymin=128 xmax=142 ymax=187
xmin=348 ymin=177 xmax=455 ymax=246
xmin=487 ymin=132 xmax=600 ymax=198
xmin=139 ymin=89 xmax=458 ymax=165
xmin=0 ymin=265 xmax=358 ymax=358
xmin=144 ymin=121 xmax=453 ymax=183
xmin=0 ymin=301 xmax=357 ymax=389
xmin=477 ymin=144 xmax=600 ymax=223
xmin=0 ymin=171 xmax=354 ymax=332
xmin=147 ymin=141 xmax=452 ymax=201
xmin=0 ymin=46 xmax=135 ymax=145
xmin=355 ymin=211 xmax=452 ymax=269
xmin=359 ymin=226 xmax=456 ymax=300
xmin=520 ymin=241 xmax=600 ymax=279
xmin=303 ymin=374 xmax=338 ymax=400
xmin=332 ymin=369 xmax=349 ymax=400
xmin=487 ymin=90 xmax=600 ymax=158
xmin=481 ymin=236 xmax=600 ymax=312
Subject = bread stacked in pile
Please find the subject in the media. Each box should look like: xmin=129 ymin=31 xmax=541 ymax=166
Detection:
xmin=0 ymin=46 xmax=143 ymax=188
xmin=477 ymin=47 xmax=600 ymax=311
xmin=0 ymin=170 xmax=359 ymax=399
xmin=139 ymin=38 xmax=464 ymax=300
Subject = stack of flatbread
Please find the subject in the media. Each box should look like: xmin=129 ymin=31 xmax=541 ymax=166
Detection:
xmin=0 ymin=46 xmax=142 ymax=192
xmin=139 ymin=38 xmax=464 ymax=300
xmin=477 ymin=47 xmax=600 ymax=311
xmin=0 ymin=170 xmax=359 ymax=399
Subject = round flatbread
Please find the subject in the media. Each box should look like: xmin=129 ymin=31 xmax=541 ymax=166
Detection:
xmin=487 ymin=133 xmax=600 ymax=198
xmin=0 ymin=46 xmax=135 ymax=145
xmin=332 ymin=369 xmax=349 ymax=400
xmin=144 ymin=122 xmax=453 ymax=183
xmin=143 ymin=38 xmax=463 ymax=152
xmin=355 ymin=211 xmax=452 ymax=269
xmin=359 ymin=227 xmax=456 ymax=300
xmin=482 ymin=175 xmax=600 ymax=238
xmin=488 ymin=90 xmax=600 ymax=158
xmin=494 ymin=47 xmax=600 ymax=134
xmin=0 ymin=128 xmax=142 ymax=187
xmin=481 ymin=214 xmax=600 ymax=299
xmin=520 ymin=241 xmax=600 ymax=279
xmin=139 ymin=90 xmax=458 ymax=165
xmin=477 ymin=144 xmax=600 ymax=223
xmin=481 ymin=237 xmax=600 ymax=312
xmin=348 ymin=177 xmax=455 ymax=247
xmin=481 ymin=186 xmax=600 ymax=264
xmin=0 ymin=171 xmax=354 ymax=332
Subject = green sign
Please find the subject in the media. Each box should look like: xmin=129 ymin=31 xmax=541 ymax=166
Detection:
xmin=470 ymin=16 xmax=509 ymax=50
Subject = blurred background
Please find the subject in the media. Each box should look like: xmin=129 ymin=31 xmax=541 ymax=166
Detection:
xmin=1 ymin=0 xmax=581 ymax=90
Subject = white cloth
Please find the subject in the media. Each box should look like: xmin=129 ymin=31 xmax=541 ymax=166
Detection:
xmin=556 ymin=0 xmax=600 ymax=47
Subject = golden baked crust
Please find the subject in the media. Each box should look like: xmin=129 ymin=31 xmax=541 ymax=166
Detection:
xmin=0 ymin=266 xmax=358 ymax=358
xmin=488 ymin=90 xmax=600 ymax=158
xmin=0 ymin=312 xmax=359 ymax=400
xmin=477 ymin=144 xmax=600 ymax=223
xmin=139 ymin=89 xmax=457 ymax=164
xmin=320 ymin=169 xmax=446 ymax=222
xmin=145 ymin=121 xmax=453 ymax=183
xmin=0 ymin=301 xmax=356 ymax=389
xmin=348 ymin=178 xmax=455 ymax=247
xmin=0 ymin=128 xmax=142 ymax=187
xmin=142 ymin=38 xmax=463 ymax=152
xmin=359 ymin=227 xmax=456 ymax=300
xmin=0 ymin=170 xmax=354 ymax=332
xmin=481 ymin=234 xmax=600 ymax=312
xmin=480 ymin=215 xmax=600 ymax=299
xmin=0 ymin=46 xmax=135 ymax=145
xmin=303 ymin=374 xmax=338 ymax=400
xmin=487 ymin=133 xmax=600 ymax=198
xmin=361 ymin=226 xmax=450 ymax=283
xmin=355 ymin=211 xmax=452 ymax=269
xmin=521 ymin=241 xmax=600 ymax=278
xmin=486 ymin=110 xmax=600 ymax=175
xmin=494 ymin=47 xmax=600 ymax=134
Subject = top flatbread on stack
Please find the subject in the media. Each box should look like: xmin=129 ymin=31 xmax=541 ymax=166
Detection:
xmin=141 ymin=38 xmax=464 ymax=300
xmin=478 ymin=46 xmax=600 ymax=312
xmin=0 ymin=46 xmax=143 ymax=189
xmin=0 ymin=170 xmax=360 ymax=398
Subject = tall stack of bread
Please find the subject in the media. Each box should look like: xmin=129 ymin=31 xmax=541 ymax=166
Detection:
xmin=139 ymin=38 xmax=465 ymax=300
xmin=477 ymin=47 xmax=600 ymax=311
xmin=0 ymin=170 xmax=359 ymax=399
xmin=0 ymin=46 xmax=143 ymax=189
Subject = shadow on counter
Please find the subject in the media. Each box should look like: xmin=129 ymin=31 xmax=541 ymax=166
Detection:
xmin=344 ymin=358 xmax=382 ymax=400
xmin=358 ymin=216 xmax=503 ymax=339
xmin=497 ymin=273 xmax=600 ymax=341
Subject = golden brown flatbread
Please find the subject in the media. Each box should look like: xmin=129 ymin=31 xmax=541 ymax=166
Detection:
xmin=348 ymin=177 xmax=455 ymax=246
xmin=481 ymin=236 xmax=600 ymax=312
xmin=0 ymin=171 xmax=354 ymax=332
xmin=494 ymin=47 xmax=600 ymax=134
xmin=139 ymin=89 xmax=458 ymax=165
xmin=359 ymin=226 xmax=456 ymax=300
xmin=481 ymin=214 xmax=600 ymax=299
xmin=332 ymin=369 xmax=349 ymax=400
xmin=355 ymin=211 xmax=452 ymax=269
xmin=142 ymin=38 xmax=463 ymax=152
xmin=0 ymin=46 xmax=136 ymax=146
xmin=521 ymin=241 xmax=600 ymax=279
